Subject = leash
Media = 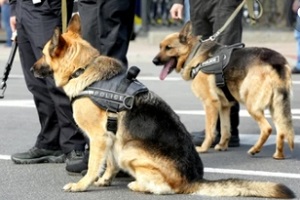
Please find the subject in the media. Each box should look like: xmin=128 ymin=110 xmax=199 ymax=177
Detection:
xmin=0 ymin=32 xmax=18 ymax=99
xmin=203 ymin=0 xmax=263 ymax=42
xmin=61 ymin=0 xmax=67 ymax=33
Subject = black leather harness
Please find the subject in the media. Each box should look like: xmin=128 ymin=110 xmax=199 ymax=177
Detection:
xmin=72 ymin=66 xmax=148 ymax=133
xmin=190 ymin=43 xmax=245 ymax=102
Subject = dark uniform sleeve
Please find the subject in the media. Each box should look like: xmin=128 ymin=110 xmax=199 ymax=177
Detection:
xmin=172 ymin=0 xmax=184 ymax=4
xmin=9 ymin=0 xmax=17 ymax=16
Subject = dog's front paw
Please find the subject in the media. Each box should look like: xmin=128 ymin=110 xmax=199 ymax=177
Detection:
xmin=128 ymin=181 xmax=141 ymax=192
xmin=273 ymin=151 xmax=285 ymax=160
xmin=214 ymin=144 xmax=228 ymax=151
xmin=63 ymin=182 xmax=87 ymax=192
xmin=247 ymin=146 xmax=260 ymax=156
xmin=94 ymin=177 xmax=112 ymax=187
xmin=195 ymin=146 xmax=209 ymax=153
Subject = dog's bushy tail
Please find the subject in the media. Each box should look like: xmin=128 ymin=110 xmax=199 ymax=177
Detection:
xmin=188 ymin=179 xmax=295 ymax=198
xmin=270 ymin=64 xmax=294 ymax=152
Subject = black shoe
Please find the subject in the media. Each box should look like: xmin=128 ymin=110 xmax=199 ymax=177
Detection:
xmin=11 ymin=147 xmax=65 ymax=164
xmin=66 ymin=151 xmax=88 ymax=176
xmin=65 ymin=150 xmax=84 ymax=165
xmin=191 ymin=130 xmax=240 ymax=148
xmin=292 ymin=67 xmax=300 ymax=74
xmin=66 ymin=151 xmax=131 ymax=178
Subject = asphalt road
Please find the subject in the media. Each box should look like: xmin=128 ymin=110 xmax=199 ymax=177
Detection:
xmin=0 ymin=33 xmax=299 ymax=200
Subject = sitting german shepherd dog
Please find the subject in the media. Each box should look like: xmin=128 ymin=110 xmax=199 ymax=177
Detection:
xmin=153 ymin=22 xmax=294 ymax=160
xmin=32 ymin=14 xmax=295 ymax=198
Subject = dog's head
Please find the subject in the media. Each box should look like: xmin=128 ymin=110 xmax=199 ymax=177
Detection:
xmin=152 ymin=21 xmax=198 ymax=80
xmin=32 ymin=14 xmax=99 ymax=88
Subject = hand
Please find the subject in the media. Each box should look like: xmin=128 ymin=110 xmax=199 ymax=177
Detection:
xmin=292 ymin=0 xmax=300 ymax=13
xmin=10 ymin=16 xmax=17 ymax=33
xmin=0 ymin=0 xmax=6 ymax=6
xmin=170 ymin=3 xmax=184 ymax=20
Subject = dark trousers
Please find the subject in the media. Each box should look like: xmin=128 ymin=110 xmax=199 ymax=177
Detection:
xmin=15 ymin=0 xmax=86 ymax=153
xmin=78 ymin=0 xmax=135 ymax=67
xmin=189 ymin=0 xmax=243 ymax=135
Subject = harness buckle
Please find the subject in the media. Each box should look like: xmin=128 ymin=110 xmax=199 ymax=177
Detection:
xmin=123 ymin=96 xmax=134 ymax=109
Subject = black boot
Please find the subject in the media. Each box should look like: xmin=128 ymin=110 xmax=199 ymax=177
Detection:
xmin=192 ymin=103 xmax=240 ymax=147
xmin=66 ymin=148 xmax=131 ymax=178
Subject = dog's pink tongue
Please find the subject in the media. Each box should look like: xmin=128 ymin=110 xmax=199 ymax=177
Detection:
xmin=159 ymin=59 xmax=175 ymax=80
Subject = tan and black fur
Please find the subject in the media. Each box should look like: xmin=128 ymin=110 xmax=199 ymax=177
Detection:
xmin=32 ymin=14 xmax=295 ymax=198
xmin=153 ymin=22 xmax=294 ymax=160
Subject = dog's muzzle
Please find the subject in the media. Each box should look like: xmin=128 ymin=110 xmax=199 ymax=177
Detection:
xmin=30 ymin=65 xmax=53 ymax=78
xmin=152 ymin=57 xmax=162 ymax=65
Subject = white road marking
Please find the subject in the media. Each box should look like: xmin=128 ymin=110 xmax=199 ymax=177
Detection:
xmin=1 ymin=100 xmax=300 ymax=120
xmin=0 ymin=155 xmax=10 ymax=160
xmin=0 ymin=154 xmax=299 ymax=179
xmin=204 ymin=168 xmax=300 ymax=179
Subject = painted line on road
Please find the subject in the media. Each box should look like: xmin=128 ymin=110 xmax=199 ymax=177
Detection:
xmin=204 ymin=168 xmax=300 ymax=179
xmin=7 ymin=74 xmax=300 ymax=84
xmin=175 ymin=110 xmax=300 ymax=120
xmin=0 ymin=154 xmax=299 ymax=179
xmin=1 ymin=100 xmax=300 ymax=119
xmin=139 ymin=77 xmax=300 ymax=85
xmin=0 ymin=155 xmax=10 ymax=160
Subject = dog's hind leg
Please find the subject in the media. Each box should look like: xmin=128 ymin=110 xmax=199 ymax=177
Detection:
xmin=247 ymin=108 xmax=272 ymax=156
xmin=269 ymin=89 xmax=294 ymax=159
xmin=127 ymin=164 xmax=175 ymax=194
xmin=120 ymin=146 xmax=175 ymax=194
xmin=215 ymin=105 xmax=231 ymax=151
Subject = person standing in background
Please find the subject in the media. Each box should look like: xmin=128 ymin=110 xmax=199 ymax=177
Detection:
xmin=292 ymin=0 xmax=300 ymax=74
xmin=170 ymin=0 xmax=243 ymax=148
xmin=0 ymin=0 xmax=12 ymax=47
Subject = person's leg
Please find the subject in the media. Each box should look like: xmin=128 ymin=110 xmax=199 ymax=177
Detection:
xmin=68 ymin=0 xmax=136 ymax=175
xmin=292 ymin=29 xmax=300 ymax=73
xmin=190 ymin=0 xmax=240 ymax=147
xmin=78 ymin=0 xmax=135 ymax=67
xmin=214 ymin=0 xmax=242 ymax=145
xmin=11 ymin=0 xmax=84 ymax=164
xmin=1 ymin=2 xmax=12 ymax=47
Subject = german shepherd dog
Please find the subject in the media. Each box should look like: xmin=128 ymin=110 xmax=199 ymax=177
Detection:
xmin=153 ymin=22 xmax=294 ymax=160
xmin=32 ymin=14 xmax=295 ymax=198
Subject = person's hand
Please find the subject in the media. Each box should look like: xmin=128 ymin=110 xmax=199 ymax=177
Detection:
xmin=10 ymin=16 xmax=17 ymax=33
xmin=170 ymin=3 xmax=184 ymax=20
xmin=292 ymin=0 xmax=300 ymax=13
xmin=0 ymin=0 xmax=6 ymax=6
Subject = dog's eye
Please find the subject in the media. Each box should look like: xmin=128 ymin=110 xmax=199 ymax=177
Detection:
xmin=165 ymin=45 xmax=172 ymax=50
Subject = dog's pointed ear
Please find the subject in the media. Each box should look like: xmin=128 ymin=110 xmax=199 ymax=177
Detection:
xmin=67 ymin=13 xmax=81 ymax=35
xmin=179 ymin=21 xmax=193 ymax=44
xmin=49 ymin=27 xmax=67 ymax=57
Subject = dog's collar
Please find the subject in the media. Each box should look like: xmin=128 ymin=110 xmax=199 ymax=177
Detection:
xmin=183 ymin=40 xmax=202 ymax=71
xmin=70 ymin=67 xmax=87 ymax=79
xmin=70 ymin=56 xmax=99 ymax=80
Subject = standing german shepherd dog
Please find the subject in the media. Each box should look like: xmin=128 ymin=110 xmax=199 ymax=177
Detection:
xmin=153 ymin=22 xmax=294 ymax=160
xmin=32 ymin=14 xmax=295 ymax=198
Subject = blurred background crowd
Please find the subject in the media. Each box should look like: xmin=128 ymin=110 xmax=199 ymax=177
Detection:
xmin=0 ymin=0 xmax=299 ymax=45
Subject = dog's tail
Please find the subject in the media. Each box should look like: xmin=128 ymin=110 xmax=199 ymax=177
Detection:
xmin=270 ymin=64 xmax=294 ymax=153
xmin=187 ymin=179 xmax=295 ymax=198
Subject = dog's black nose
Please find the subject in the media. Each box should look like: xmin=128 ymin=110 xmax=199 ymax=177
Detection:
xmin=152 ymin=57 xmax=160 ymax=65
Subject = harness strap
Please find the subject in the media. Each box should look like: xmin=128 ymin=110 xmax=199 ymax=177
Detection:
xmin=107 ymin=113 xmax=118 ymax=134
